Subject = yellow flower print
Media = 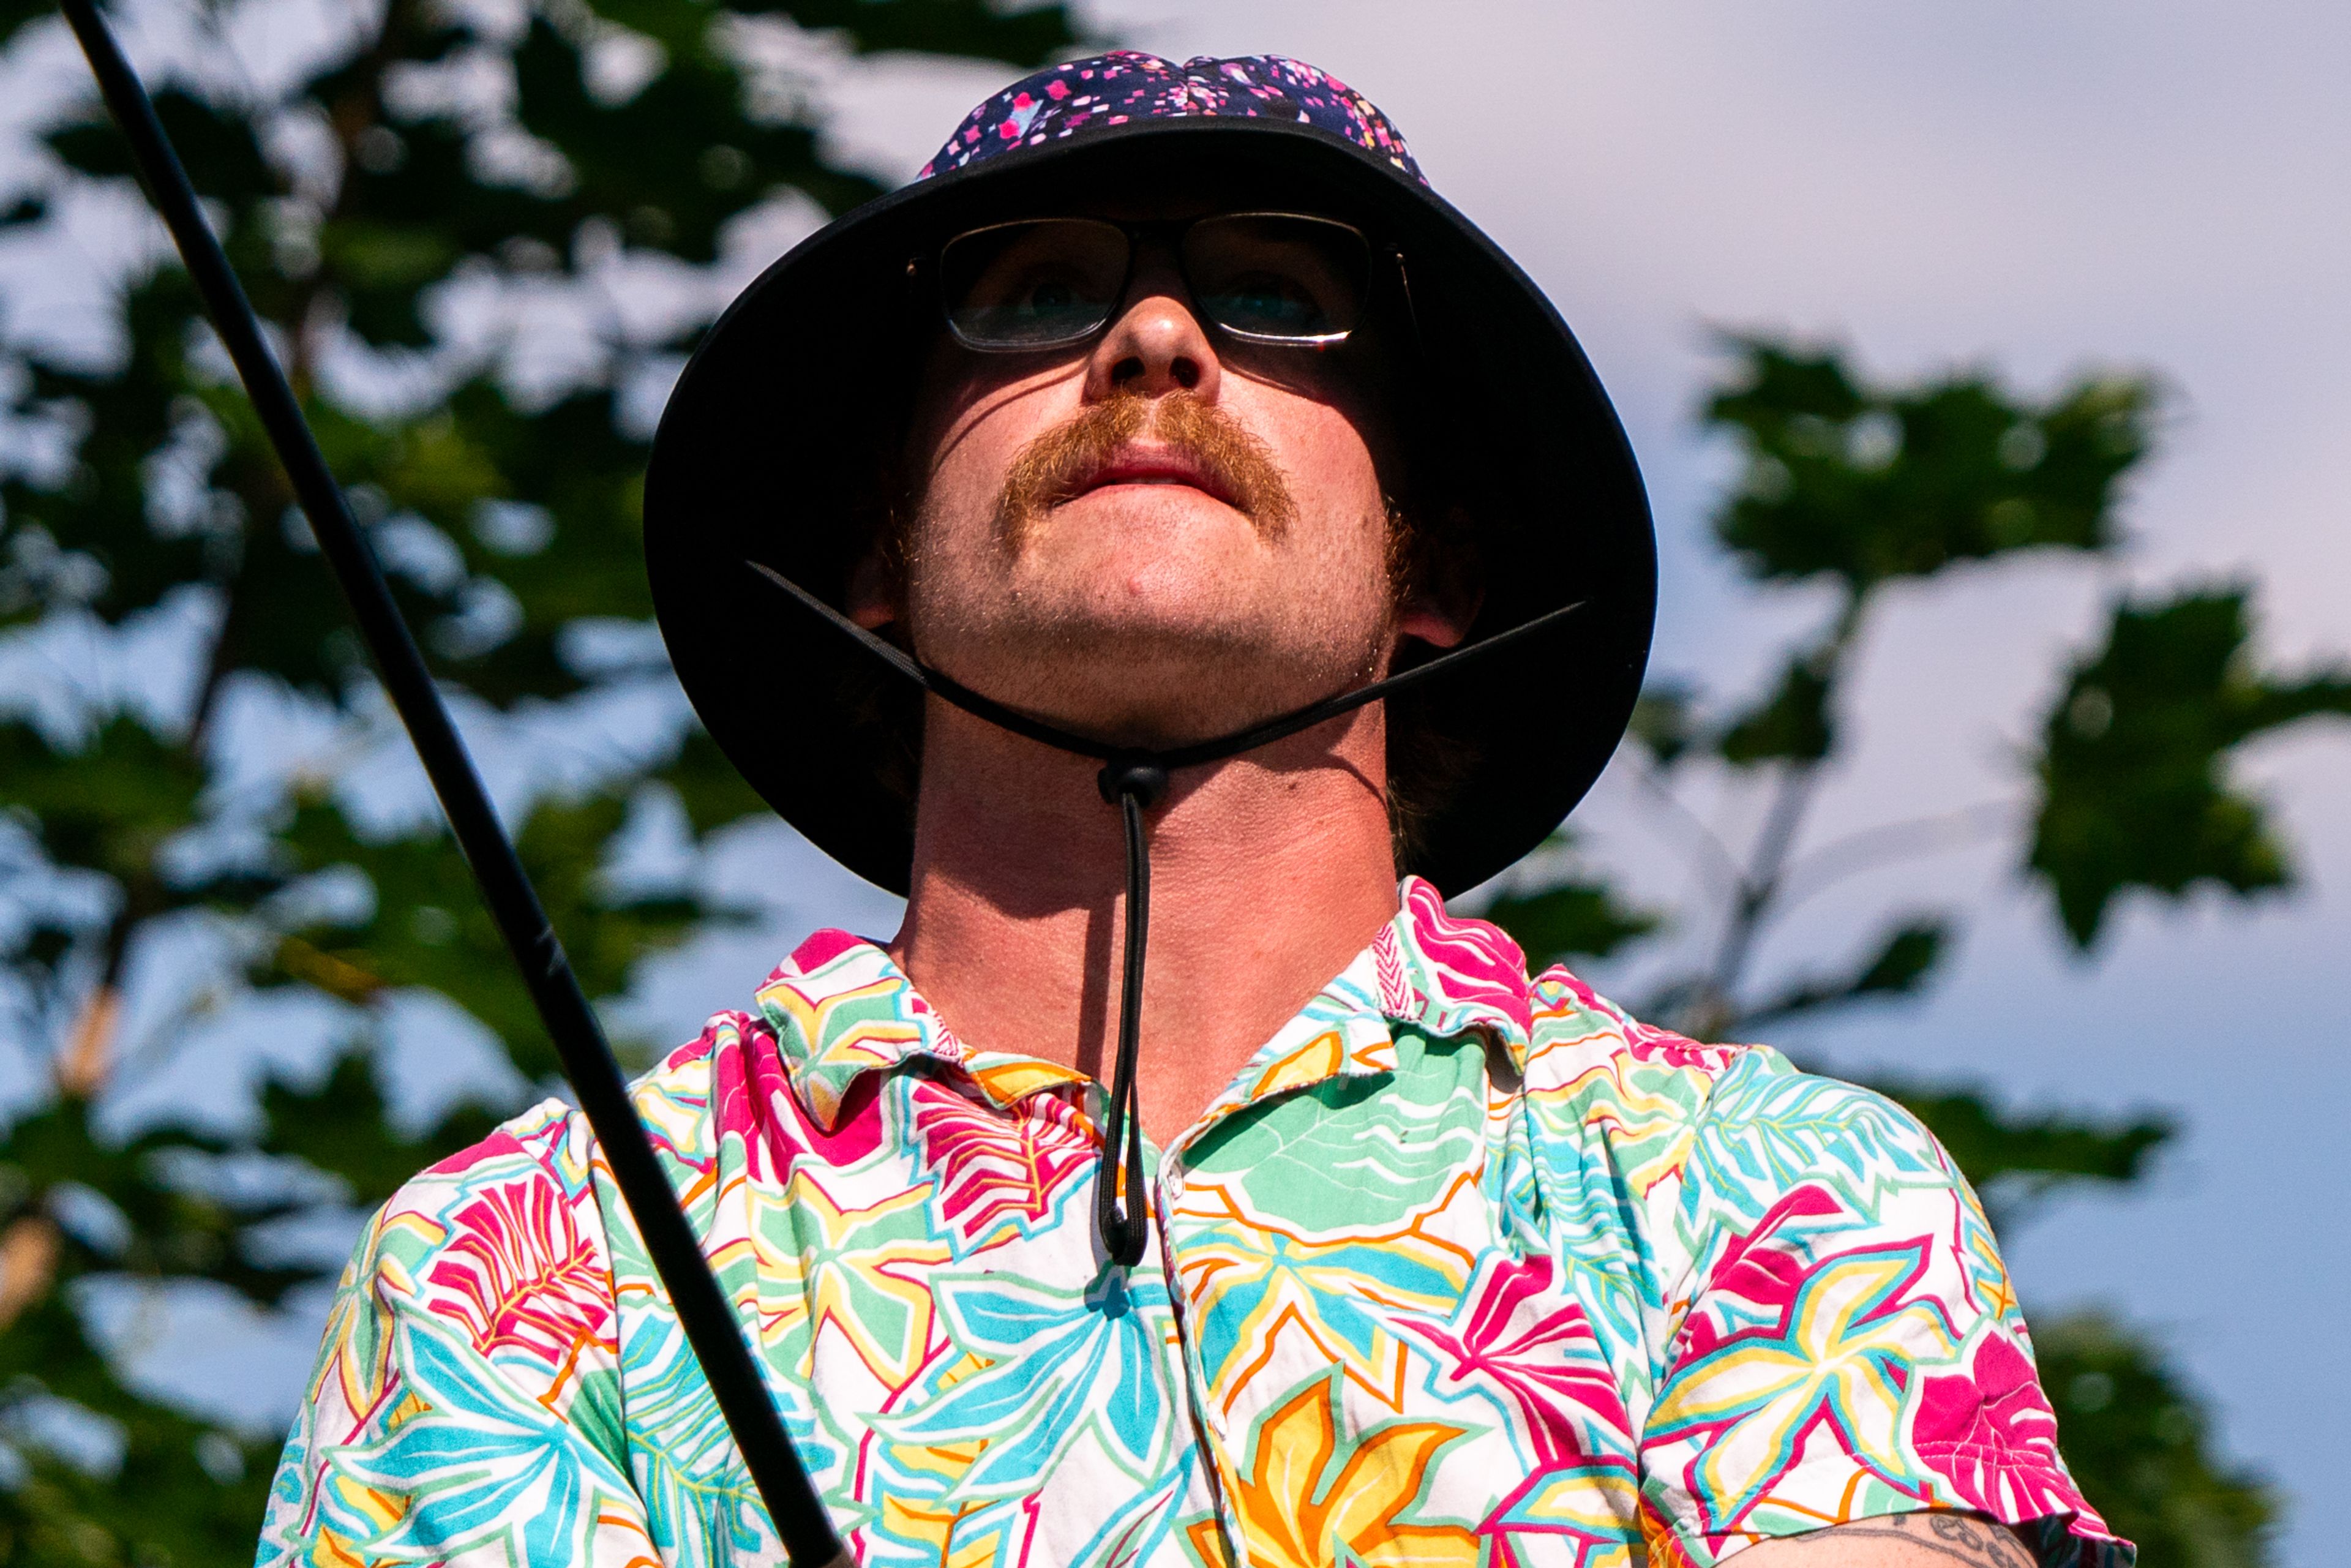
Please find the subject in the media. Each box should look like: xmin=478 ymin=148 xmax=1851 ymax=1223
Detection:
xmin=751 ymin=1169 xmax=948 ymax=1384
xmin=1193 ymin=1371 xmax=1479 ymax=1568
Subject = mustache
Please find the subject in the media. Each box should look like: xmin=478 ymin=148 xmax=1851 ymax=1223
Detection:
xmin=992 ymin=390 xmax=1297 ymax=545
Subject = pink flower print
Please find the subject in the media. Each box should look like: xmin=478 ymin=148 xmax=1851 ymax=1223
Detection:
xmin=1045 ymin=78 xmax=1069 ymax=99
xmin=708 ymin=1008 xmax=882 ymax=1180
xmin=423 ymin=1127 xmax=531 ymax=1180
xmin=910 ymin=1076 xmax=1093 ymax=1248
xmin=1622 ymin=1019 xmax=1739 ymax=1072
xmin=1914 ymin=1334 xmax=2104 ymax=1528
xmin=1404 ymin=1253 xmax=1631 ymax=1466
xmin=1404 ymin=878 xmax=1534 ymax=1036
xmin=1675 ymin=1185 xmax=1850 ymax=1360
xmin=1535 ymin=966 xmax=1606 ymax=1016
xmin=423 ymin=1180 xmax=613 ymax=1370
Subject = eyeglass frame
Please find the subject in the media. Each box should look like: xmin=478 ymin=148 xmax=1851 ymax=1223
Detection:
xmin=910 ymin=210 xmax=1417 ymax=358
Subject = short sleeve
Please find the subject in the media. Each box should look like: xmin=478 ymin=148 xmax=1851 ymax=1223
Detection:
xmin=1634 ymin=1055 xmax=2132 ymax=1568
xmin=255 ymin=1109 xmax=657 ymax=1568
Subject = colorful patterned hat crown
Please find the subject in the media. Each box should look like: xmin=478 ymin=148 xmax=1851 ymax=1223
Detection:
xmin=918 ymin=51 xmax=1425 ymax=184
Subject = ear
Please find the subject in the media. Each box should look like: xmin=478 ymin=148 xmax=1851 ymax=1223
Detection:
xmin=844 ymin=544 xmax=899 ymax=631
xmin=1397 ymin=503 xmax=1482 ymax=650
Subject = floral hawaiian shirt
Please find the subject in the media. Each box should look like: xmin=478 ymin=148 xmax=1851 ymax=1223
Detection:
xmin=258 ymin=879 xmax=2129 ymax=1568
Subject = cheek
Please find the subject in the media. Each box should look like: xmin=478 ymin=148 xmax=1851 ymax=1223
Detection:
xmin=909 ymin=388 xmax=1049 ymax=560
xmin=1246 ymin=375 xmax=1384 ymax=497
xmin=1272 ymin=400 xmax=1391 ymax=562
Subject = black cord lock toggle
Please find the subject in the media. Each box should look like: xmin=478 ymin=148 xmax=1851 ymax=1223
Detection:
xmin=1097 ymin=754 xmax=1171 ymax=808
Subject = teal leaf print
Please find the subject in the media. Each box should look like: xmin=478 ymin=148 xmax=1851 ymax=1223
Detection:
xmin=328 ymin=1318 xmax=638 ymax=1568
xmin=876 ymin=1267 xmax=1179 ymax=1498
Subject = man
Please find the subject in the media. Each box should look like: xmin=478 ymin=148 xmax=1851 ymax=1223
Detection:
xmin=260 ymin=53 xmax=2128 ymax=1568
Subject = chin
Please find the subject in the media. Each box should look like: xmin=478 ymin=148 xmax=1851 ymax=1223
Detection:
xmin=986 ymin=600 xmax=1385 ymax=745
xmin=1022 ymin=511 xmax=1269 ymax=599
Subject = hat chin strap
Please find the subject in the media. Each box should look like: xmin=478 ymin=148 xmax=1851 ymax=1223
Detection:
xmin=748 ymin=560 xmax=1586 ymax=1268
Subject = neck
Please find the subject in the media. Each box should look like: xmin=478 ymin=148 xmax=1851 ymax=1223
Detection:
xmin=887 ymin=697 xmax=1403 ymax=1147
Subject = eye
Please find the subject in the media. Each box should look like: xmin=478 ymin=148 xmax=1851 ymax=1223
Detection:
xmin=1182 ymin=214 xmax=1370 ymax=343
xmin=1209 ymin=270 xmax=1329 ymax=333
xmin=940 ymin=218 xmax=1129 ymax=349
xmin=1022 ymin=276 xmax=1081 ymax=313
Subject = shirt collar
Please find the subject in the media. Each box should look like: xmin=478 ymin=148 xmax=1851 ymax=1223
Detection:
xmin=755 ymin=876 xmax=1535 ymax=1135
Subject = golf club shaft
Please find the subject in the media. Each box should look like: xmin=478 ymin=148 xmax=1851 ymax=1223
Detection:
xmin=54 ymin=4 xmax=843 ymax=1562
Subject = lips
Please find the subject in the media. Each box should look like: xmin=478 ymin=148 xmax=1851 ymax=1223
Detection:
xmin=1066 ymin=444 xmax=1242 ymax=512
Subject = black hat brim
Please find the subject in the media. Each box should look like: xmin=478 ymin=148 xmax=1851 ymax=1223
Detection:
xmin=645 ymin=117 xmax=1654 ymax=899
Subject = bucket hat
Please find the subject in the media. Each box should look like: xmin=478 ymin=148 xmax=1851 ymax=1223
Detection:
xmin=644 ymin=52 xmax=1655 ymax=901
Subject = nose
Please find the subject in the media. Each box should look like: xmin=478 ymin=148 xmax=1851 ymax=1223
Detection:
xmin=1082 ymin=247 xmax=1223 ymax=405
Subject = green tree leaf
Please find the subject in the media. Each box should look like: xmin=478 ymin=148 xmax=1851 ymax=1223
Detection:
xmin=1715 ymin=647 xmax=1837 ymax=767
xmin=258 ymin=1048 xmax=507 ymax=1208
xmin=2029 ymin=585 xmax=2351 ymax=946
xmin=1706 ymin=336 xmax=2154 ymax=593
xmin=1625 ymin=680 xmax=1698 ymax=770
xmin=1859 ymin=1078 xmax=2170 ymax=1229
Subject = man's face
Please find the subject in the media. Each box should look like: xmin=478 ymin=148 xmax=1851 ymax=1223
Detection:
xmin=857 ymin=197 xmax=1464 ymax=751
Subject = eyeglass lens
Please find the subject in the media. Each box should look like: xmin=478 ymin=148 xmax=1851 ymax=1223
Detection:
xmin=939 ymin=214 xmax=1372 ymax=351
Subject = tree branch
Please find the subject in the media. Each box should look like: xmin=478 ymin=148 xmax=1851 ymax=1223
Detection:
xmin=1774 ymin=798 xmax=2017 ymax=911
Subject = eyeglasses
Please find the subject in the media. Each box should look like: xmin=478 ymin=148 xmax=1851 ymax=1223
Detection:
xmin=937 ymin=212 xmax=1377 ymax=353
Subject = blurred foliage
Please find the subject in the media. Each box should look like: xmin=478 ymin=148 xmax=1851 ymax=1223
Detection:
xmin=1487 ymin=336 xmax=2319 ymax=1561
xmin=1705 ymin=333 xmax=2154 ymax=595
xmin=257 ymin=1048 xmax=505 ymax=1209
xmin=1867 ymin=1082 xmax=2172 ymax=1232
xmin=2033 ymin=588 xmax=2351 ymax=946
xmin=1480 ymin=836 xmax=1657 ymax=969
xmin=0 ymin=0 xmax=1076 ymax=1561
xmin=2036 ymin=1314 xmax=2280 ymax=1566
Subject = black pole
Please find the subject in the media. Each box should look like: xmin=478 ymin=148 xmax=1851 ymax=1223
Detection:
xmin=53 ymin=5 xmax=846 ymax=1563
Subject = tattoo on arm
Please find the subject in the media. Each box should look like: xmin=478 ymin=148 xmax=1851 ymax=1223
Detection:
xmin=1776 ymin=1510 xmax=2036 ymax=1568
